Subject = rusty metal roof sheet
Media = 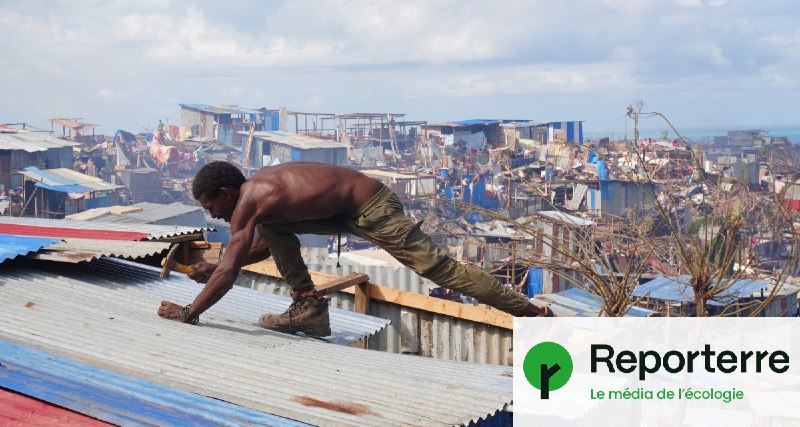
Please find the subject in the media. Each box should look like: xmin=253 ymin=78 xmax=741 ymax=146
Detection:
xmin=27 ymin=238 xmax=172 ymax=263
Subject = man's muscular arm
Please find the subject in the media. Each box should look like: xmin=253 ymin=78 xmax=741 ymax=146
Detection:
xmin=159 ymin=186 xmax=266 ymax=322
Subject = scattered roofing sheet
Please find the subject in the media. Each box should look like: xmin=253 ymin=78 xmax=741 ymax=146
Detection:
xmin=27 ymin=238 xmax=171 ymax=263
xmin=0 ymin=258 xmax=509 ymax=426
xmin=0 ymin=217 xmax=207 ymax=240
xmin=0 ymin=339 xmax=307 ymax=426
xmin=537 ymin=210 xmax=595 ymax=227
xmin=0 ymin=129 xmax=76 ymax=152
xmin=250 ymin=131 xmax=350 ymax=150
xmin=66 ymin=202 xmax=205 ymax=226
xmin=632 ymin=275 xmax=773 ymax=306
xmin=541 ymin=287 xmax=659 ymax=317
xmin=0 ymin=234 xmax=62 ymax=264
xmin=21 ymin=167 xmax=123 ymax=193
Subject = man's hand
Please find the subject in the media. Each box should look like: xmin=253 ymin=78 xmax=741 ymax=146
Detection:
xmin=158 ymin=300 xmax=184 ymax=322
xmin=188 ymin=262 xmax=217 ymax=283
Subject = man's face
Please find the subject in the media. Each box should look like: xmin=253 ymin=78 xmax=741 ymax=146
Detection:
xmin=198 ymin=187 xmax=238 ymax=223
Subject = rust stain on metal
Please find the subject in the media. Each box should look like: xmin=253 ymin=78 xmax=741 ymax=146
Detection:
xmin=293 ymin=396 xmax=378 ymax=416
xmin=25 ymin=301 xmax=35 ymax=308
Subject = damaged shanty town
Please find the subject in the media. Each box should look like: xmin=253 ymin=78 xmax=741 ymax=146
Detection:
xmin=2 ymin=104 xmax=800 ymax=425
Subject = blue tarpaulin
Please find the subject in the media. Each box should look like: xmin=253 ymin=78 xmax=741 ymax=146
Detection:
xmin=462 ymin=174 xmax=498 ymax=210
xmin=23 ymin=167 xmax=92 ymax=193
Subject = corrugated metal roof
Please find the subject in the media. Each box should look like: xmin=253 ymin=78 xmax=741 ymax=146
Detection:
xmin=0 ymin=387 xmax=114 ymax=426
xmin=0 ymin=258 xmax=510 ymax=426
xmin=0 ymin=234 xmax=62 ymax=263
xmin=0 ymin=339 xmax=307 ymax=426
xmin=0 ymin=217 xmax=208 ymax=240
xmin=27 ymin=238 xmax=172 ymax=263
xmin=452 ymin=119 xmax=501 ymax=126
xmin=537 ymin=210 xmax=595 ymax=227
xmin=538 ymin=287 xmax=659 ymax=317
xmin=0 ymin=129 xmax=76 ymax=152
xmin=180 ymin=103 xmax=262 ymax=115
xmin=21 ymin=167 xmax=123 ymax=192
xmin=250 ymin=131 xmax=350 ymax=150
xmin=66 ymin=202 xmax=205 ymax=225
xmin=632 ymin=275 xmax=773 ymax=306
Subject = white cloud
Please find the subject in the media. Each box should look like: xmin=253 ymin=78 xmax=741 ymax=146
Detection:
xmin=95 ymin=89 xmax=115 ymax=100
xmin=0 ymin=0 xmax=797 ymax=133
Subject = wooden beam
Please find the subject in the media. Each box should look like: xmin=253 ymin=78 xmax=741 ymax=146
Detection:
xmin=314 ymin=273 xmax=369 ymax=296
xmin=243 ymin=261 xmax=513 ymax=330
xmin=352 ymin=281 xmax=370 ymax=349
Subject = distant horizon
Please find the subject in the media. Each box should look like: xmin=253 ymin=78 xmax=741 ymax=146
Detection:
xmin=586 ymin=124 xmax=800 ymax=143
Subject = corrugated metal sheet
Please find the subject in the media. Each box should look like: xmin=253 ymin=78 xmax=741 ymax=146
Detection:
xmin=0 ymin=258 xmax=511 ymax=426
xmin=0 ymin=216 xmax=208 ymax=239
xmin=0 ymin=339 xmax=307 ymax=426
xmin=0 ymin=234 xmax=62 ymax=263
xmin=537 ymin=210 xmax=595 ymax=227
xmin=251 ymin=131 xmax=350 ymax=150
xmin=0 ymin=387 xmax=113 ymax=426
xmin=0 ymin=129 xmax=76 ymax=152
xmin=314 ymin=263 xmax=429 ymax=295
xmin=180 ymin=103 xmax=262 ymax=115
xmin=67 ymin=202 xmax=206 ymax=227
xmin=21 ymin=167 xmax=124 ymax=192
xmin=238 ymin=271 xmax=515 ymax=366
xmin=535 ymin=287 xmax=659 ymax=317
xmin=633 ymin=275 xmax=772 ymax=306
xmin=27 ymin=238 xmax=172 ymax=263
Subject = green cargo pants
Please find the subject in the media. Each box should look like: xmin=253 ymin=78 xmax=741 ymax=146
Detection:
xmin=257 ymin=186 xmax=531 ymax=315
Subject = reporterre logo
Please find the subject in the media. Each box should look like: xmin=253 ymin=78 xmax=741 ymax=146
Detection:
xmin=523 ymin=341 xmax=574 ymax=399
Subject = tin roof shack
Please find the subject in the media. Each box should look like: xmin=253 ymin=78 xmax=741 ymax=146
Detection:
xmin=360 ymin=169 xmax=436 ymax=204
xmin=248 ymin=131 xmax=349 ymax=167
xmin=49 ymin=118 xmax=100 ymax=142
xmin=19 ymin=167 xmax=123 ymax=218
xmin=510 ymin=121 xmax=585 ymax=145
xmin=116 ymin=167 xmax=161 ymax=203
xmin=508 ymin=120 xmax=585 ymax=145
xmin=0 ymin=128 xmax=75 ymax=190
xmin=586 ymin=179 xmax=657 ymax=218
xmin=424 ymin=119 xmax=506 ymax=150
xmin=179 ymin=104 xmax=280 ymax=144
xmin=531 ymin=211 xmax=595 ymax=293
xmin=334 ymin=113 xmax=421 ymax=150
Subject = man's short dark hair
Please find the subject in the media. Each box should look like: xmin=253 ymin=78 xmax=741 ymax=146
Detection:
xmin=192 ymin=161 xmax=246 ymax=200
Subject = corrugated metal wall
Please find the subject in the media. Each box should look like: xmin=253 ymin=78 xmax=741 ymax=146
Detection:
xmin=236 ymin=271 xmax=513 ymax=366
xmin=312 ymin=263 xmax=429 ymax=294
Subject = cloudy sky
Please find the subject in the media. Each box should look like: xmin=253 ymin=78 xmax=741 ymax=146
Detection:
xmin=1 ymin=0 xmax=798 ymax=137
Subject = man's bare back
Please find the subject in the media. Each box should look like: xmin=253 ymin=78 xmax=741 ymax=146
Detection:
xmin=243 ymin=162 xmax=384 ymax=223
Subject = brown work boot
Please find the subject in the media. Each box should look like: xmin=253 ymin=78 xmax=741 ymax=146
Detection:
xmin=519 ymin=303 xmax=556 ymax=317
xmin=258 ymin=288 xmax=331 ymax=337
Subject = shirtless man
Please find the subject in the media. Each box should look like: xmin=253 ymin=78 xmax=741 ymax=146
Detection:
xmin=158 ymin=161 xmax=550 ymax=336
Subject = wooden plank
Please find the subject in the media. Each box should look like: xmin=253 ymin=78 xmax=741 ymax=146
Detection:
xmin=314 ymin=273 xmax=369 ymax=296
xmin=354 ymin=281 xmax=370 ymax=314
xmin=243 ymin=261 xmax=513 ymax=330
